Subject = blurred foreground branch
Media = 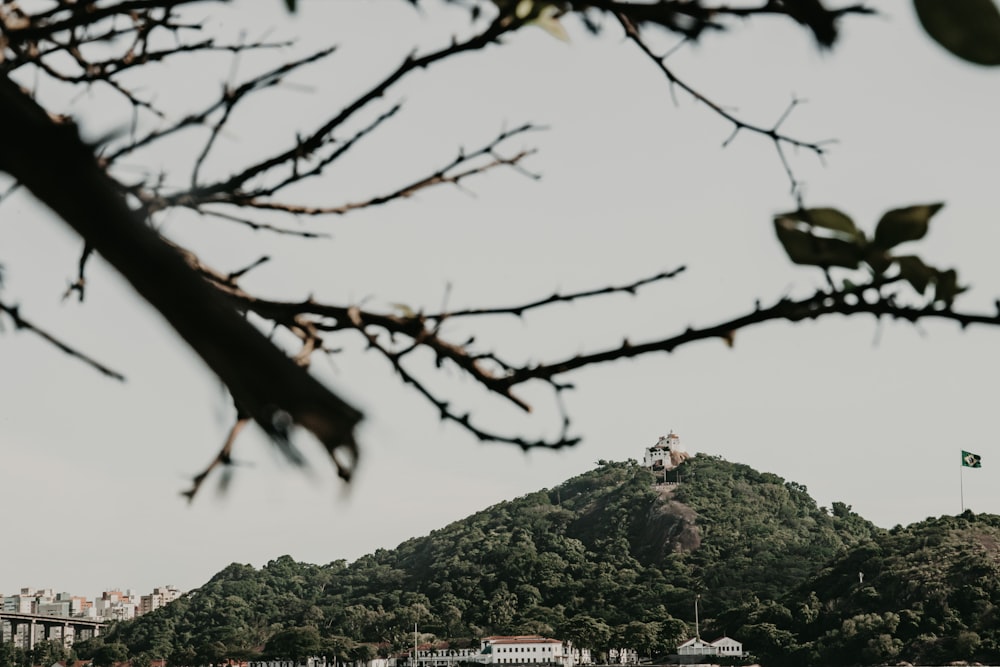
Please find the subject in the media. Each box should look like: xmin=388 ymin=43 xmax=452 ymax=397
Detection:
xmin=16 ymin=0 xmax=986 ymax=501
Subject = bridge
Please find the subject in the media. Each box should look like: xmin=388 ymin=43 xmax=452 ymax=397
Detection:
xmin=0 ymin=611 xmax=106 ymax=650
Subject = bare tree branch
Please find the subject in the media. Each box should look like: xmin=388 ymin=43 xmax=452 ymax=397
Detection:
xmin=569 ymin=0 xmax=876 ymax=46
xmin=182 ymin=414 xmax=251 ymax=502
xmin=0 ymin=297 xmax=126 ymax=381
xmin=501 ymin=280 xmax=1000 ymax=386
xmin=217 ymin=123 xmax=542 ymax=218
xmin=430 ymin=266 xmax=687 ymax=319
xmin=0 ymin=75 xmax=362 ymax=480
xmin=615 ymin=11 xmax=832 ymax=159
xmin=167 ymin=14 xmax=518 ymax=207
xmin=0 ymin=0 xmax=920 ymax=494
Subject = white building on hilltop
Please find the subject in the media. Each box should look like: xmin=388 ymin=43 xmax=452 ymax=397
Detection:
xmin=642 ymin=432 xmax=690 ymax=474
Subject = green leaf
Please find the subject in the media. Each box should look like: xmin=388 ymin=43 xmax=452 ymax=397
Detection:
xmin=894 ymin=256 xmax=967 ymax=306
xmin=864 ymin=248 xmax=892 ymax=276
xmin=934 ymin=268 xmax=968 ymax=307
xmin=914 ymin=0 xmax=1000 ymax=66
xmin=777 ymin=207 xmax=865 ymax=243
xmin=873 ymin=203 xmax=944 ymax=250
xmin=894 ymin=255 xmax=934 ymax=294
xmin=774 ymin=216 xmax=863 ymax=268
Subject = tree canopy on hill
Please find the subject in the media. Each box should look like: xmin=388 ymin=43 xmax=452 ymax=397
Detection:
xmin=724 ymin=512 xmax=1000 ymax=666
xmin=91 ymin=456 xmax=888 ymax=666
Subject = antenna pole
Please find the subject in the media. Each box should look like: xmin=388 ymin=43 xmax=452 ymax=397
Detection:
xmin=695 ymin=594 xmax=700 ymax=640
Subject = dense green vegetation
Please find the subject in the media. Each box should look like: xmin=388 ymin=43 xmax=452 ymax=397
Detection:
xmin=6 ymin=455 xmax=997 ymax=667
xmin=724 ymin=512 xmax=1000 ymax=666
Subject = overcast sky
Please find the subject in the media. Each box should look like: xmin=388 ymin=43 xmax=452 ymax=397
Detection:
xmin=1 ymin=0 xmax=997 ymax=601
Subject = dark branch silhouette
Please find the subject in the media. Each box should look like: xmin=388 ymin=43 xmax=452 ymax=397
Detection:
xmin=13 ymin=0 xmax=979 ymax=502
xmin=0 ymin=75 xmax=363 ymax=484
xmin=0 ymin=297 xmax=126 ymax=381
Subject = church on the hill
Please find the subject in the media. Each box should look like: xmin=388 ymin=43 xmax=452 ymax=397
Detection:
xmin=642 ymin=432 xmax=690 ymax=483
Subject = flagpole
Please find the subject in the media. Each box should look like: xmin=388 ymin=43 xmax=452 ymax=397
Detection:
xmin=960 ymin=461 xmax=965 ymax=513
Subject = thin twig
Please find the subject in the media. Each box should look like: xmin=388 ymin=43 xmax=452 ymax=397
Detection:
xmin=0 ymin=299 xmax=125 ymax=381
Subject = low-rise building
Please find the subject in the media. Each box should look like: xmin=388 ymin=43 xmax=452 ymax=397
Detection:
xmin=606 ymin=648 xmax=637 ymax=665
xmin=482 ymin=636 xmax=565 ymax=665
xmin=412 ymin=644 xmax=487 ymax=667
xmin=676 ymin=636 xmax=744 ymax=663
xmin=403 ymin=635 xmax=597 ymax=667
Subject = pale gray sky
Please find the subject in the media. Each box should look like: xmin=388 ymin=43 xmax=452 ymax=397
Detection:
xmin=0 ymin=0 xmax=997 ymax=601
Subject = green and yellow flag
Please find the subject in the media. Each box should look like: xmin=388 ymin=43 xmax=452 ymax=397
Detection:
xmin=962 ymin=450 xmax=982 ymax=468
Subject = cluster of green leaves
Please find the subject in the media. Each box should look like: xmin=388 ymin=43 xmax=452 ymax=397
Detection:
xmin=774 ymin=204 xmax=966 ymax=307
xmin=103 ymin=457 xmax=875 ymax=666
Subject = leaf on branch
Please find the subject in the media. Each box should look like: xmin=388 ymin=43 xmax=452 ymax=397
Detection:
xmin=773 ymin=209 xmax=865 ymax=268
xmin=792 ymin=207 xmax=865 ymax=241
xmin=892 ymin=255 xmax=966 ymax=306
xmin=914 ymin=0 xmax=1000 ymax=66
xmin=872 ymin=202 xmax=943 ymax=250
xmin=894 ymin=254 xmax=934 ymax=294
xmin=934 ymin=268 xmax=968 ymax=307
xmin=864 ymin=246 xmax=892 ymax=276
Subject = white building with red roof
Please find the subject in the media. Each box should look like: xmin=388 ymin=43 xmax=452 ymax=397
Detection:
xmin=406 ymin=634 xmax=599 ymax=667
xmin=481 ymin=636 xmax=565 ymax=665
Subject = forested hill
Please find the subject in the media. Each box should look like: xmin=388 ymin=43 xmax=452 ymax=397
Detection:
xmin=101 ymin=456 xmax=882 ymax=665
xmin=725 ymin=512 xmax=1000 ymax=666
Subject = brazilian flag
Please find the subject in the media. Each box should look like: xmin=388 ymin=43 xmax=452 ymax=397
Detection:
xmin=962 ymin=450 xmax=982 ymax=468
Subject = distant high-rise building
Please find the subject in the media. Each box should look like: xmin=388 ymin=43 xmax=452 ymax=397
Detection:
xmin=139 ymin=586 xmax=182 ymax=616
xmin=95 ymin=590 xmax=138 ymax=621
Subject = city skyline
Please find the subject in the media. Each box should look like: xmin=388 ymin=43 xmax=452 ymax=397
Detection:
xmin=2 ymin=586 xmax=182 ymax=620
